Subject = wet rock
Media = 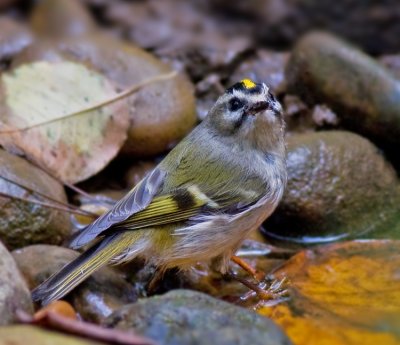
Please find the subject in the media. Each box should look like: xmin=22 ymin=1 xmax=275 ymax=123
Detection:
xmin=0 ymin=241 xmax=33 ymax=325
xmin=30 ymin=0 xmax=96 ymax=38
xmin=0 ymin=17 xmax=33 ymax=62
xmin=286 ymin=32 xmax=400 ymax=157
xmin=105 ymin=289 xmax=292 ymax=345
xmin=0 ymin=325 xmax=103 ymax=345
xmin=229 ymin=50 xmax=288 ymax=93
xmin=12 ymin=245 xmax=137 ymax=323
xmin=0 ymin=149 xmax=71 ymax=249
xmin=263 ymin=131 xmax=400 ymax=244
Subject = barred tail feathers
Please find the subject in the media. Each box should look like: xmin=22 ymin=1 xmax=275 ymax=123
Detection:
xmin=31 ymin=232 xmax=136 ymax=305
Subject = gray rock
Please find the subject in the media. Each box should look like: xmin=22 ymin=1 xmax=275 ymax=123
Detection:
xmin=105 ymin=289 xmax=292 ymax=345
xmin=0 ymin=241 xmax=33 ymax=325
xmin=12 ymin=244 xmax=137 ymax=323
xmin=0 ymin=149 xmax=71 ymax=250
xmin=286 ymin=32 xmax=400 ymax=160
xmin=263 ymin=131 xmax=400 ymax=244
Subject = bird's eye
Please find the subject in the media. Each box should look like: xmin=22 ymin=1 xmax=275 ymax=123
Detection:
xmin=228 ymin=97 xmax=245 ymax=112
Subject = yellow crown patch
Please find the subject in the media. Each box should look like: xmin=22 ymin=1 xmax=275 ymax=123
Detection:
xmin=241 ymin=78 xmax=256 ymax=89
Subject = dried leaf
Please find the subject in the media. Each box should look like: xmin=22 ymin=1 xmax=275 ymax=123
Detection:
xmin=0 ymin=61 xmax=130 ymax=183
xmin=34 ymin=300 xmax=77 ymax=320
xmin=259 ymin=240 xmax=400 ymax=345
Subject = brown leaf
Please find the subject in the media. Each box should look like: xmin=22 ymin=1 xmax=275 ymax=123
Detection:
xmin=259 ymin=240 xmax=400 ymax=345
xmin=34 ymin=300 xmax=77 ymax=320
xmin=0 ymin=60 xmax=130 ymax=184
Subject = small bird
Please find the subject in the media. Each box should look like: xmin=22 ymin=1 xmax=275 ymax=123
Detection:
xmin=32 ymin=78 xmax=287 ymax=305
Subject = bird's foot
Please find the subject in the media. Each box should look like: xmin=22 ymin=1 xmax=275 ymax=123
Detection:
xmin=224 ymin=271 xmax=289 ymax=303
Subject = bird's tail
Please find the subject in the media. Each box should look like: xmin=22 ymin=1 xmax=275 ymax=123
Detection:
xmin=31 ymin=232 xmax=135 ymax=305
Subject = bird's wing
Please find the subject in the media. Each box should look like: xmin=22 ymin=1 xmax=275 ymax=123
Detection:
xmin=70 ymin=168 xmax=166 ymax=249
xmin=70 ymin=132 xmax=264 ymax=249
xmin=118 ymin=185 xmax=237 ymax=230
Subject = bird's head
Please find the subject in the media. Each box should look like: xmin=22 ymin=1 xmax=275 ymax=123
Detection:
xmin=205 ymin=79 xmax=285 ymax=153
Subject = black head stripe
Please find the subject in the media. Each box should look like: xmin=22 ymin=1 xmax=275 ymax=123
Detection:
xmin=226 ymin=79 xmax=263 ymax=95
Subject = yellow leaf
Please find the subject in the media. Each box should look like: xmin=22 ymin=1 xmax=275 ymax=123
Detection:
xmin=258 ymin=240 xmax=400 ymax=345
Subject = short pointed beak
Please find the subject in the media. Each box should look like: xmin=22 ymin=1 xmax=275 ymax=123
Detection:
xmin=244 ymin=101 xmax=269 ymax=116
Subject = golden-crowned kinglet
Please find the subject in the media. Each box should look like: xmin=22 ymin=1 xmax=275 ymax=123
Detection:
xmin=32 ymin=78 xmax=287 ymax=305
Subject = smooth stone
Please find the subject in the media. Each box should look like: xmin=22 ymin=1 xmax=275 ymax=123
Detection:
xmin=105 ymin=289 xmax=292 ymax=345
xmin=286 ymin=32 xmax=400 ymax=156
xmin=263 ymin=131 xmax=400 ymax=244
xmin=0 ymin=149 xmax=71 ymax=249
xmin=12 ymin=244 xmax=137 ymax=323
xmin=30 ymin=0 xmax=96 ymax=38
xmin=0 ymin=241 xmax=33 ymax=325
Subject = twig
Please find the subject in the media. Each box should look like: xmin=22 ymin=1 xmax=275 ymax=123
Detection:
xmin=28 ymin=159 xmax=112 ymax=206
xmin=0 ymin=191 xmax=97 ymax=218
xmin=0 ymin=174 xmax=98 ymax=217
xmin=16 ymin=310 xmax=156 ymax=345
xmin=0 ymin=71 xmax=177 ymax=134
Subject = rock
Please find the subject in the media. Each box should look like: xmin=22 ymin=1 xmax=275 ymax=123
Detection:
xmin=0 ymin=149 xmax=71 ymax=249
xmin=0 ymin=325 xmax=103 ymax=345
xmin=105 ymin=290 xmax=292 ymax=345
xmin=229 ymin=50 xmax=288 ymax=93
xmin=0 ymin=17 xmax=33 ymax=61
xmin=263 ymin=131 xmax=400 ymax=244
xmin=285 ymin=32 xmax=400 ymax=159
xmin=30 ymin=0 xmax=96 ymax=38
xmin=13 ymin=36 xmax=197 ymax=157
xmin=0 ymin=241 xmax=33 ymax=325
xmin=12 ymin=245 xmax=137 ymax=323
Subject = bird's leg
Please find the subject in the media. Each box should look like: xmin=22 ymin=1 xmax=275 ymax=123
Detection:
xmin=230 ymin=255 xmax=264 ymax=281
xmin=228 ymin=255 xmax=289 ymax=301
xmin=225 ymin=271 xmax=289 ymax=301
xmin=147 ymin=269 xmax=164 ymax=294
